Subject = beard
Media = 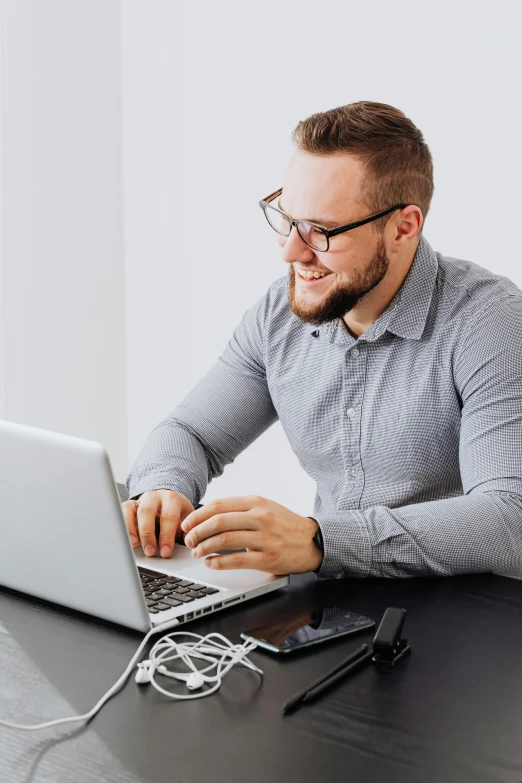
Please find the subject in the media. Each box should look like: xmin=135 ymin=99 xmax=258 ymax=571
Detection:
xmin=287 ymin=235 xmax=389 ymax=326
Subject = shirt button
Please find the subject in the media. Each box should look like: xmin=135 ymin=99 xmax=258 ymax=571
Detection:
xmin=346 ymin=407 xmax=356 ymax=418
xmin=351 ymin=348 xmax=360 ymax=358
xmin=350 ymin=466 xmax=358 ymax=476
xmin=335 ymin=572 xmax=344 ymax=579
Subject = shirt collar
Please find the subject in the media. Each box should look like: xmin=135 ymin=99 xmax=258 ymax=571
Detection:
xmin=309 ymin=235 xmax=438 ymax=345
xmin=384 ymin=235 xmax=438 ymax=341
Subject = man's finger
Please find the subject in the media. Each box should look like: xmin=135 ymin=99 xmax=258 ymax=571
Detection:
xmin=136 ymin=495 xmax=162 ymax=556
xmin=182 ymin=496 xmax=261 ymax=533
xmin=157 ymin=497 xmax=183 ymax=558
xmin=122 ymin=500 xmax=140 ymax=547
xmin=192 ymin=529 xmax=259 ymax=559
xmin=204 ymin=550 xmax=267 ymax=571
xmin=184 ymin=511 xmax=259 ymax=549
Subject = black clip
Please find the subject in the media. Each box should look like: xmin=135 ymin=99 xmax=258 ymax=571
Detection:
xmin=372 ymin=607 xmax=411 ymax=667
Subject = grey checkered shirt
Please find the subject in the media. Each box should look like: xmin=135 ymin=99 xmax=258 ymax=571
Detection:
xmin=126 ymin=236 xmax=522 ymax=579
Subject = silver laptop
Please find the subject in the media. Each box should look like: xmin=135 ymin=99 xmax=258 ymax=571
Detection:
xmin=0 ymin=421 xmax=289 ymax=632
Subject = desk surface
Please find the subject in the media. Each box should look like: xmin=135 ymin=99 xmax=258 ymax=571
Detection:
xmin=2 ymin=528 xmax=522 ymax=783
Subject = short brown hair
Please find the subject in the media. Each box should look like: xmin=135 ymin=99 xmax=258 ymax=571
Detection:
xmin=292 ymin=101 xmax=434 ymax=232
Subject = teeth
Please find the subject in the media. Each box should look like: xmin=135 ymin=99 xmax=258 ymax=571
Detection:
xmin=299 ymin=270 xmax=327 ymax=280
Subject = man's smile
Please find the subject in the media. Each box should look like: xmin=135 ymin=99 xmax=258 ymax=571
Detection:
xmin=296 ymin=267 xmax=333 ymax=285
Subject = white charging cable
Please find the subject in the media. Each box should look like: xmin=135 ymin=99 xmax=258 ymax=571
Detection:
xmin=0 ymin=618 xmax=261 ymax=732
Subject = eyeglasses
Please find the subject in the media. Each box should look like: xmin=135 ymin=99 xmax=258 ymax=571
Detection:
xmin=259 ymin=188 xmax=410 ymax=252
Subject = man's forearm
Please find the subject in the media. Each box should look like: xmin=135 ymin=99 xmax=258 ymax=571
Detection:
xmin=125 ymin=417 xmax=212 ymax=504
xmin=314 ymin=491 xmax=522 ymax=579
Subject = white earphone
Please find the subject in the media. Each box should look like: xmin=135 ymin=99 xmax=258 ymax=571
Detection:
xmin=135 ymin=661 xmax=153 ymax=684
xmin=134 ymin=630 xmax=262 ymax=701
xmin=134 ymin=662 xmax=205 ymax=689
xmin=186 ymin=672 xmax=205 ymax=690
xmin=0 ymin=618 xmax=262 ymax=731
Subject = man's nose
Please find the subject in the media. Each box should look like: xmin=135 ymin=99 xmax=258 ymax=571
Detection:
xmin=280 ymin=226 xmax=316 ymax=266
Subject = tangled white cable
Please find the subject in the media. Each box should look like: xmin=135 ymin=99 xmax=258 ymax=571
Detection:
xmin=135 ymin=631 xmax=262 ymax=700
xmin=0 ymin=618 xmax=261 ymax=732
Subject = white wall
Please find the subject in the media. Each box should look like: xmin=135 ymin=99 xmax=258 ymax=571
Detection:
xmin=0 ymin=3 xmax=5 ymax=421
xmin=1 ymin=0 xmax=127 ymax=478
xmin=122 ymin=1 xmax=522 ymax=512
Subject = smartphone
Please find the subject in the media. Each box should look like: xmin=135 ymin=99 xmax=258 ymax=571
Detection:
xmin=240 ymin=609 xmax=375 ymax=654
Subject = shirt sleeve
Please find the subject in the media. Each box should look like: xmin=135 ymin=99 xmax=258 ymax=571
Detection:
xmin=315 ymin=294 xmax=522 ymax=579
xmin=125 ymin=289 xmax=278 ymax=504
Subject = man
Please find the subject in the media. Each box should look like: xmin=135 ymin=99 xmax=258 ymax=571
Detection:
xmin=123 ymin=101 xmax=522 ymax=579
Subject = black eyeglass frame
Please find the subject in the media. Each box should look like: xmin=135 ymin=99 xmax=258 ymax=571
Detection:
xmin=259 ymin=187 xmax=411 ymax=252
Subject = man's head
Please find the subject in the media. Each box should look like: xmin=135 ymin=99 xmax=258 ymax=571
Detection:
xmin=270 ymin=101 xmax=433 ymax=326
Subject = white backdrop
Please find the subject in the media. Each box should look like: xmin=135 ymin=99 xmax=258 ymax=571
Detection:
xmin=0 ymin=0 xmax=127 ymax=476
xmin=122 ymin=0 xmax=522 ymax=511
xmin=1 ymin=1 xmax=521 ymax=508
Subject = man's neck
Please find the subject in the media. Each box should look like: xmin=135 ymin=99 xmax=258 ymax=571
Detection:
xmin=343 ymin=240 xmax=420 ymax=338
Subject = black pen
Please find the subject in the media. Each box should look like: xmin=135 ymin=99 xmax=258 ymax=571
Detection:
xmin=282 ymin=643 xmax=369 ymax=715
xmin=302 ymin=648 xmax=374 ymax=705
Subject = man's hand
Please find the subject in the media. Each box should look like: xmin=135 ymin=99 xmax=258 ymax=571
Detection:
xmin=180 ymin=495 xmax=323 ymax=574
xmin=122 ymin=489 xmax=194 ymax=558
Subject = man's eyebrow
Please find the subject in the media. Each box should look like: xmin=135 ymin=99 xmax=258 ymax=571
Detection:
xmin=278 ymin=200 xmax=339 ymax=229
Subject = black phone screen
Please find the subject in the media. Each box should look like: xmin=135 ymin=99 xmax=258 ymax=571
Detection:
xmin=240 ymin=609 xmax=375 ymax=654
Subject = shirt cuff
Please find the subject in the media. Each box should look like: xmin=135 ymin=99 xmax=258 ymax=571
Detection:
xmin=313 ymin=510 xmax=373 ymax=579
xmin=126 ymin=472 xmax=199 ymax=506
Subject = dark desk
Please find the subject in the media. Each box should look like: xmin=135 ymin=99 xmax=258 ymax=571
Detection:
xmin=2 ymin=548 xmax=522 ymax=782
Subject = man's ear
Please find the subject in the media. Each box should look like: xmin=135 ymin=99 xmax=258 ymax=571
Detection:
xmin=390 ymin=205 xmax=423 ymax=250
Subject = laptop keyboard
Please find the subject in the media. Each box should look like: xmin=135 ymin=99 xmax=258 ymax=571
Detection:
xmin=139 ymin=566 xmax=222 ymax=614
